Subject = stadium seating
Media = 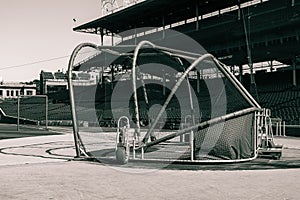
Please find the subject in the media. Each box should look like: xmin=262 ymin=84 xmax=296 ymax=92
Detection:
xmin=1 ymin=69 xmax=300 ymax=126
xmin=54 ymin=72 xmax=67 ymax=80
xmin=249 ymin=70 xmax=300 ymax=124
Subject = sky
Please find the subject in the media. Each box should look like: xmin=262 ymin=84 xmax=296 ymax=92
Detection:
xmin=0 ymin=0 xmax=105 ymax=82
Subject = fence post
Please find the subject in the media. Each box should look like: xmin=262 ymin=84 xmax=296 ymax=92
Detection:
xmin=279 ymin=121 xmax=282 ymax=136
xmin=45 ymin=95 xmax=48 ymax=130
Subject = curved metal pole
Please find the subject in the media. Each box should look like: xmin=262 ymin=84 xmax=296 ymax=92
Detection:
xmin=143 ymin=53 xmax=214 ymax=143
xmin=67 ymin=42 xmax=98 ymax=157
xmin=132 ymin=41 xmax=156 ymax=136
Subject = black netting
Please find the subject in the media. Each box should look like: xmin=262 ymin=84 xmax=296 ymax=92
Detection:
xmin=194 ymin=113 xmax=255 ymax=160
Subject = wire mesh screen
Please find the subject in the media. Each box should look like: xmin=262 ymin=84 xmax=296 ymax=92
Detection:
xmin=130 ymin=111 xmax=255 ymax=161
xmin=194 ymin=112 xmax=255 ymax=160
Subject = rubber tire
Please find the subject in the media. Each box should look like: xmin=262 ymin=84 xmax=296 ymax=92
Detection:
xmin=116 ymin=146 xmax=128 ymax=164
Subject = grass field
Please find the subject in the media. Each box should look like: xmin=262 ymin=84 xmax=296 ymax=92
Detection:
xmin=0 ymin=123 xmax=62 ymax=140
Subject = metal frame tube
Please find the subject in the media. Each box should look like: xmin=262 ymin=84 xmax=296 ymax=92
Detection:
xmin=132 ymin=41 xmax=156 ymax=137
xmin=67 ymin=42 xmax=98 ymax=158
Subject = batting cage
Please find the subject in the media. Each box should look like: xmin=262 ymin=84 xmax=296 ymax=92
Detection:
xmin=67 ymin=39 xmax=262 ymax=164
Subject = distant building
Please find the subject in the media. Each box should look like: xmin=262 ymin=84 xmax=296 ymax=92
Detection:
xmin=0 ymin=82 xmax=36 ymax=99
xmin=40 ymin=70 xmax=100 ymax=95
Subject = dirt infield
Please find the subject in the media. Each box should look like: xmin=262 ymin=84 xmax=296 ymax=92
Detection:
xmin=0 ymin=161 xmax=299 ymax=200
xmin=0 ymin=126 xmax=299 ymax=199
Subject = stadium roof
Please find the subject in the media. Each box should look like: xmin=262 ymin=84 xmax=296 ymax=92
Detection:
xmin=73 ymin=0 xmax=252 ymax=37
xmin=74 ymin=47 xmax=194 ymax=74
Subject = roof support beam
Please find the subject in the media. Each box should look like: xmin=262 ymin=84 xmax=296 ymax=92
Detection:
xmin=196 ymin=2 xmax=199 ymax=31
xmin=162 ymin=15 xmax=165 ymax=39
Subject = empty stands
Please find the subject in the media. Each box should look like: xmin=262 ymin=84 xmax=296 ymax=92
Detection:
xmin=244 ymin=70 xmax=300 ymax=125
xmin=1 ymin=69 xmax=300 ymax=127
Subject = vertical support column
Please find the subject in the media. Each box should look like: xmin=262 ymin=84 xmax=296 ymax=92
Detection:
xmin=238 ymin=1 xmax=241 ymax=20
xmin=163 ymin=69 xmax=166 ymax=96
xmin=293 ymin=58 xmax=297 ymax=86
xmin=239 ymin=65 xmax=243 ymax=83
xmin=197 ymin=70 xmax=200 ymax=93
xmin=134 ymin=28 xmax=137 ymax=45
xmin=254 ymin=111 xmax=258 ymax=153
xmin=162 ymin=16 xmax=165 ymax=39
xmin=270 ymin=60 xmax=274 ymax=72
xmin=111 ymin=65 xmax=114 ymax=90
xmin=195 ymin=2 xmax=199 ymax=31
xmin=100 ymin=28 xmax=104 ymax=46
xmin=111 ymin=32 xmax=114 ymax=46
xmin=200 ymin=69 xmax=203 ymax=80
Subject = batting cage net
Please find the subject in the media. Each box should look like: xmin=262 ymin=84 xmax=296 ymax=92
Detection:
xmin=68 ymin=40 xmax=260 ymax=164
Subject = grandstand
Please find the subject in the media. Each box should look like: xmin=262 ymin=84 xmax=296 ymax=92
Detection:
xmin=1 ymin=0 xmax=298 ymax=128
xmin=1 ymin=69 xmax=299 ymax=129
xmin=70 ymin=0 xmax=300 ymax=130
xmin=40 ymin=70 xmax=99 ymax=96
